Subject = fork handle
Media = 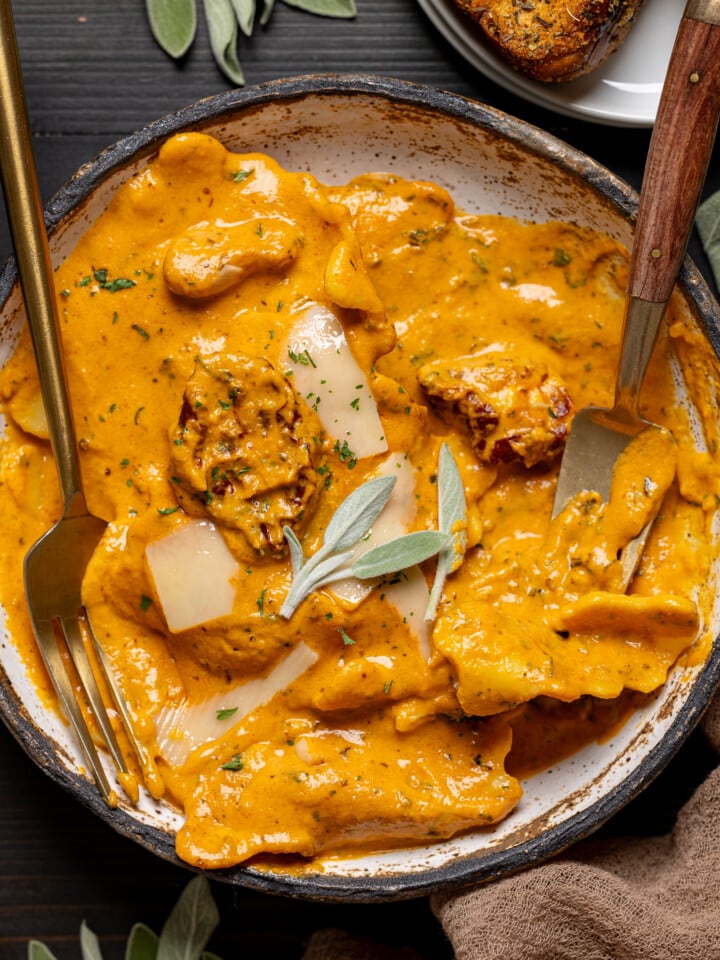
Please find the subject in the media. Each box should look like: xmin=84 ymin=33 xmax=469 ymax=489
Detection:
xmin=628 ymin=0 xmax=720 ymax=303
xmin=0 ymin=0 xmax=84 ymax=511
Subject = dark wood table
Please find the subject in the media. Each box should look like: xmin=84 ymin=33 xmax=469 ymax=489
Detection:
xmin=1 ymin=2 xmax=718 ymax=957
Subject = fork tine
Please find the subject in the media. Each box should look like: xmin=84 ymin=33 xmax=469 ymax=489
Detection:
xmin=60 ymin=614 xmax=128 ymax=778
xmin=30 ymin=616 xmax=117 ymax=806
xmin=0 ymin=1 xmax=145 ymax=808
xmin=81 ymin=608 xmax=155 ymax=790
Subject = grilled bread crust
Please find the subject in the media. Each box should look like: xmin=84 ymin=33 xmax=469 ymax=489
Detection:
xmin=451 ymin=0 xmax=647 ymax=83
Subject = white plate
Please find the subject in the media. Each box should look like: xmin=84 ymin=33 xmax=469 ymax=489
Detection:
xmin=417 ymin=0 xmax=684 ymax=127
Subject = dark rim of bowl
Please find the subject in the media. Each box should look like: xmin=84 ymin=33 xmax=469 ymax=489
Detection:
xmin=1 ymin=73 xmax=719 ymax=903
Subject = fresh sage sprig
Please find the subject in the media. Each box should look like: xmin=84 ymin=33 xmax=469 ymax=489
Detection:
xmin=425 ymin=443 xmax=467 ymax=621
xmin=146 ymin=0 xmax=357 ymax=85
xmin=28 ymin=876 xmax=222 ymax=960
xmin=280 ymin=475 xmax=397 ymax=619
xmin=280 ymin=444 xmax=468 ymax=620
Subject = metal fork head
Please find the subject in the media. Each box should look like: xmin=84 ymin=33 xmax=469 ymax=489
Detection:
xmin=551 ymin=405 xmax=647 ymax=515
xmin=23 ymin=505 xmax=141 ymax=806
xmin=552 ymin=408 xmax=674 ymax=589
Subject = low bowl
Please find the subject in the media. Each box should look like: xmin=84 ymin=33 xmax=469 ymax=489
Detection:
xmin=1 ymin=74 xmax=719 ymax=901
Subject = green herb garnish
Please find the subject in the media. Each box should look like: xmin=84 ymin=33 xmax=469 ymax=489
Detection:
xmin=216 ymin=707 xmax=239 ymax=720
xmin=425 ymin=443 xmax=467 ymax=621
xmin=351 ymin=529 xmax=449 ymax=580
xmin=90 ymin=268 xmax=136 ymax=292
xmin=146 ymin=0 xmax=357 ymax=86
xmin=280 ymin=475 xmax=395 ymax=619
xmin=221 ymin=754 xmax=244 ymax=771
xmin=280 ymin=445 xmax=467 ymax=622
xmin=333 ymin=438 xmax=357 ymax=469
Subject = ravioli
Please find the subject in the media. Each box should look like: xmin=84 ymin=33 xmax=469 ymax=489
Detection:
xmin=0 ymin=132 xmax=718 ymax=869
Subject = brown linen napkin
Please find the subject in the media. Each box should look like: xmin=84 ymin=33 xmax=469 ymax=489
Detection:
xmin=302 ymin=693 xmax=720 ymax=960
xmin=431 ymin=695 xmax=720 ymax=960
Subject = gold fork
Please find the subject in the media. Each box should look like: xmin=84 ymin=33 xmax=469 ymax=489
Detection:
xmin=0 ymin=0 xmax=144 ymax=806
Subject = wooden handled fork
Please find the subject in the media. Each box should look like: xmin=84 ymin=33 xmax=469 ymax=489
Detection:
xmin=552 ymin=0 xmax=720 ymax=588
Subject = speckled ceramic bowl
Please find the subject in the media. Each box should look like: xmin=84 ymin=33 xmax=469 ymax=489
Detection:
xmin=1 ymin=75 xmax=719 ymax=901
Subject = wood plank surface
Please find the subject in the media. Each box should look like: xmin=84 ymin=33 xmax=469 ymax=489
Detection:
xmin=0 ymin=1 xmax=718 ymax=957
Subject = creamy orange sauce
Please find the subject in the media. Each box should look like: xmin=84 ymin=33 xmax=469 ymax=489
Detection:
xmin=0 ymin=132 xmax=718 ymax=870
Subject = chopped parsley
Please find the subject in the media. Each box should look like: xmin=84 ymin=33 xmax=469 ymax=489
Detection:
xmin=288 ymin=347 xmax=316 ymax=368
xmin=338 ymin=628 xmax=355 ymax=646
xmin=333 ymin=439 xmax=357 ymax=469
xmin=216 ymin=707 xmax=239 ymax=721
xmin=221 ymin=754 xmax=244 ymax=771
xmin=257 ymin=588 xmax=267 ymax=617
xmin=92 ymin=268 xmax=137 ymax=292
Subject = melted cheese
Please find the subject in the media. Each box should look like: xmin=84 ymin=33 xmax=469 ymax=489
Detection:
xmin=285 ymin=302 xmax=388 ymax=459
xmin=146 ymin=520 xmax=239 ymax=632
xmin=155 ymin=641 xmax=318 ymax=766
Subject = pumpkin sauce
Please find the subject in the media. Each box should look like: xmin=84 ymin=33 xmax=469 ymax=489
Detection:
xmin=0 ymin=132 xmax=718 ymax=870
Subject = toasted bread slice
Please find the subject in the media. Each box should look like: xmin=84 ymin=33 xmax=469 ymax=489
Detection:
xmin=451 ymin=0 xmax=647 ymax=83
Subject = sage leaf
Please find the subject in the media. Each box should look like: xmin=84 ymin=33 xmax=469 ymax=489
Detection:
xmin=280 ymin=0 xmax=356 ymax=16
xmin=284 ymin=525 xmax=304 ymax=575
xmin=697 ymin=190 xmax=720 ymax=292
xmin=352 ymin=530 xmax=450 ymax=579
xmin=203 ymin=0 xmax=245 ymax=85
xmin=80 ymin=923 xmax=104 ymax=960
xmin=126 ymin=924 xmax=160 ymax=960
xmin=231 ymin=0 xmax=256 ymax=35
xmin=279 ymin=547 xmax=354 ymax=618
xmin=280 ymin=474 xmax=396 ymax=618
xmin=157 ymin=875 xmax=220 ymax=960
xmin=146 ymin=0 xmax=197 ymax=58
xmin=437 ymin=443 xmax=467 ymax=574
xmin=28 ymin=944 xmax=58 ymax=960
xmin=425 ymin=444 xmax=467 ymax=622
xmin=321 ymin=475 xmax=396 ymax=554
xmin=259 ymin=0 xmax=276 ymax=22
